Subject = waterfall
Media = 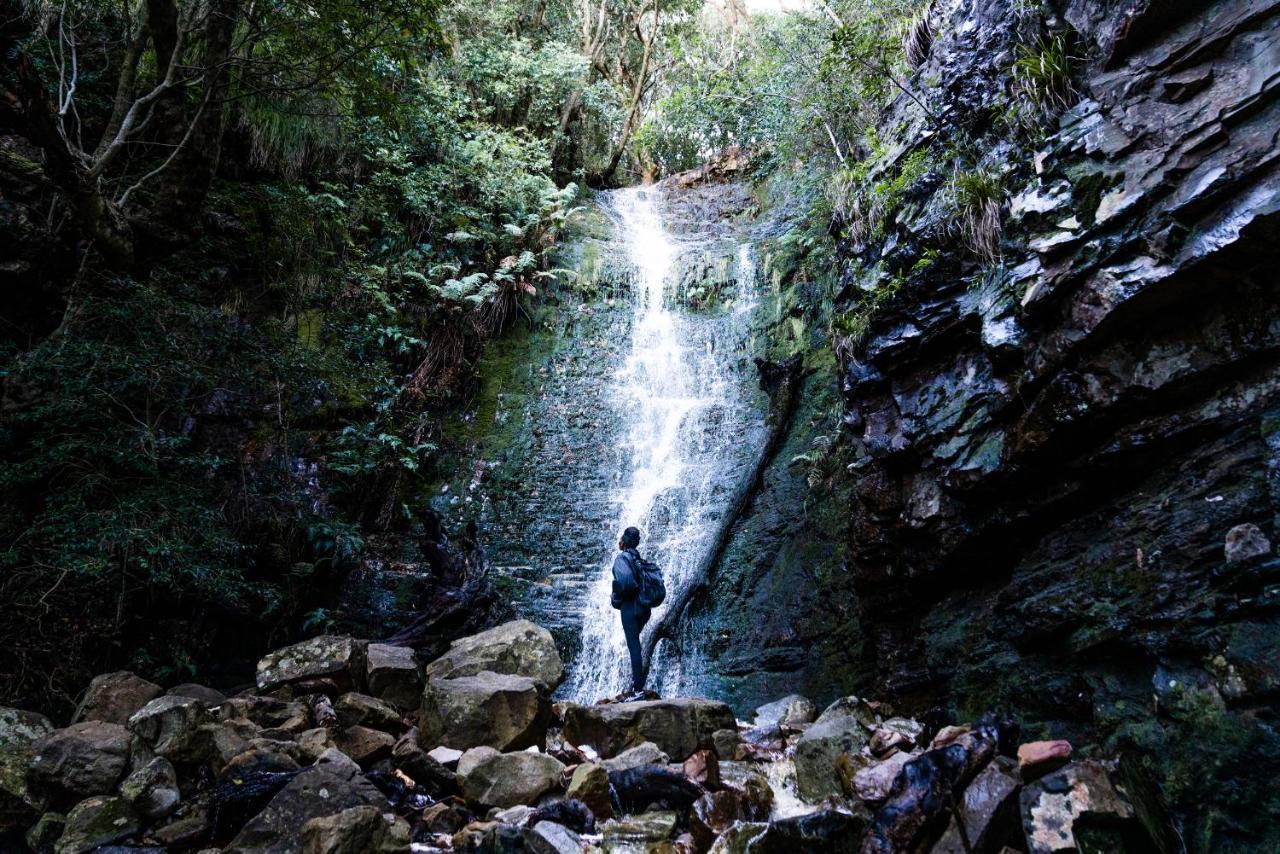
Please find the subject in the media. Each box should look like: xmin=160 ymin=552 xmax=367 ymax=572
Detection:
xmin=561 ymin=186 xmax=766 ymax=702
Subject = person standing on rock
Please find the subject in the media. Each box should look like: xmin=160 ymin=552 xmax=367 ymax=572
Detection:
xmin=612 ymin=526 xmax=654 ymax=700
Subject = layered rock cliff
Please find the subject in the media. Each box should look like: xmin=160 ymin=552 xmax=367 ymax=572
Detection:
xmin=832 ymin=0 xmax=1280 ymax=847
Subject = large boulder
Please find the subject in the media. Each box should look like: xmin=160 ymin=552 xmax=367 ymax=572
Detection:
xmin=299 ymin=804 xmax=412 ymax=853
xmin=455 ymin=747 xmax=564 ymax=808
xmin=28 ymin=721 xmax=132 ymax=802
xmin=0 ymin=707 xmax=54 ymax=829
xmin=1020 ymin=760 xmax=1155 ymax=853
xmin=793 ymin=700 xmax=872 ymax=802
xmin=224 ymin=762 xmax=391 ymax=853
xmin=118 ymin=756 xmax=180 ymax=820
xmin=566 ymin=761 xmax=612 ymax=820
xmin=562 ymin=698 xmax=736 ymax=761
xmin=73 ymin=672 xmax=162 ymax=726
xmin=418 ymin=672 xmax=549 ymax=751
xmin=255 ymin=636 xmax=368 ymax=694
xmin=365 ymin=644 xmax=422 ymax=713
xmin=128 ymin=695 xmax=210 ymax=761
xmin=54 ymin=795 xmax=139 ymax=854
xmin=424 ymin=620 xmax=564 ymax=689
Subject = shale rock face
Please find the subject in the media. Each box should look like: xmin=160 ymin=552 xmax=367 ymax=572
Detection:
xmin=826 ymin=0 xmax=1280 ymax=846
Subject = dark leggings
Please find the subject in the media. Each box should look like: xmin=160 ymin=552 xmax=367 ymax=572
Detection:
xmin=620 ymin=602 xmax=651 ymax=692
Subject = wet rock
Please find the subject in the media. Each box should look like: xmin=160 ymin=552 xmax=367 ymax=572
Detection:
xmin=723 ymin=768 xmax=773 ymax=820
xmin=455 ymin=747 xmax=564 ymax=808
xmin=55 ymin=795 xmax=138 ymax=854
xmin=524 ymin=819 xmax=583 ymax=854
xmin=565 ymin=761 xmax=611 ymax=819
xmin=224 ymin=763 xmax=391 ymax=853
xmin=128 ymin=695 xmax=211 ymax=761
xmin=1019 ymin=760 xmax=1157 ymax=853
xmin=0 ymin=707 xmax=54 ymax=828
xmin=424 ymin=620 xmax=564 ymax=690
xmin=601 ymin=741 xmax=669 ymax=772
xmin=73 ymin=673 xmax=163 ymax=726
xmin=562 ymin=698 xmax=735 ymax=761
xmin=335 ymin=693 xmax=406 ymax=733
xmin=1017 ymin=740 xmax=1072 ymax=781
xmin=167 ymin=684 xmax=228 ymax=706
xmin=931 ymin=755 xmax=1019 ymax=853
xmin=601 ymin=809 xmax=678 ymax=843
xmin=25 ymin=810 xmax=66 ymax=853
xmin=863 ymin=725 xmax=999 ymax=853
xmin=333 ymin=725 xmax=396 ymax=766
xmin=740 ymin=723 xmax=785 ymax=751
xmin=690 ymin=790 xmax=744 ymax=850
xmin=794 ymin=700 xmax=871 ymax=802
xmin=419 ymin=672 xmax=550 ymax=752
xmin=256 ymin=636 xmax=368 ymax=694
xmin=528 ymin=799 xmax=596 ymax=834
xmin=682 ymin=749 xmax=720 ymax=788
xmin=707 ymin=821 xmax=767 ymax=853
xmin=750 ymin=809 xmax=868 ymax=853
xmin=853 ymin=751 xmax=914 ymax=804
xmin=118 ymin=756 xmax=179 ymax=819
xmin=753 ymin=695 xmax=816 ymax=729
xmin=1224 ymin=523 xmax=1271 ymax=564
xmin=365 ymin=644 xmax=422 ymax=713
xmin=298 ymin=804 xmax=411 ymax=853
xmin=28 ymin=721 xmax=132 ymax=802
xmin=608 ymin=764 xmax=703 ymax=814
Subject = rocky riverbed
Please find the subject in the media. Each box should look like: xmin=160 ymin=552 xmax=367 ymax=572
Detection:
xmin=1 ymin=620 xmax=1174 ymax=852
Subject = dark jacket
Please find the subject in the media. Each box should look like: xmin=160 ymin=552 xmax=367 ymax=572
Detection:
xmin=611 ymin=548 xmax=642 ymax=609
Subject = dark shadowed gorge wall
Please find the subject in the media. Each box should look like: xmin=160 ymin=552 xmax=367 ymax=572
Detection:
xmin=826 ymin=0 xmax=1279 ymax=847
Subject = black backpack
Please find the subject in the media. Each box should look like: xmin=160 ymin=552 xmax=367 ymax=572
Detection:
xmin=633 ymin=554 xmax=666 ymax=608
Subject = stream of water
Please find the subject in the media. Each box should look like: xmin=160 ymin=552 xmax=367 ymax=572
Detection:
xmin=561 ymin=186 xmax=767 ymax=702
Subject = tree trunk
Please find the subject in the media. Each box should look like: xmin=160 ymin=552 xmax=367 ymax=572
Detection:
xmin=155 ymin=0 xmax=241 ymax=231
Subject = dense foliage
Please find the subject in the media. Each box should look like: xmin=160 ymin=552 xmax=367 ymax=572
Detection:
xmin=0 ymin=0 xmax=691 ymax=712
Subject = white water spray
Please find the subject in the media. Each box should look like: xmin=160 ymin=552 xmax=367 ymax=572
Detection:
xmin=561 ymin=186 xmax=764 ymax=702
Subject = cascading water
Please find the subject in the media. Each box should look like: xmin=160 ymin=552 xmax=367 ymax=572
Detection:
xmin=561 ymin=185 xmax=767 ymax=702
